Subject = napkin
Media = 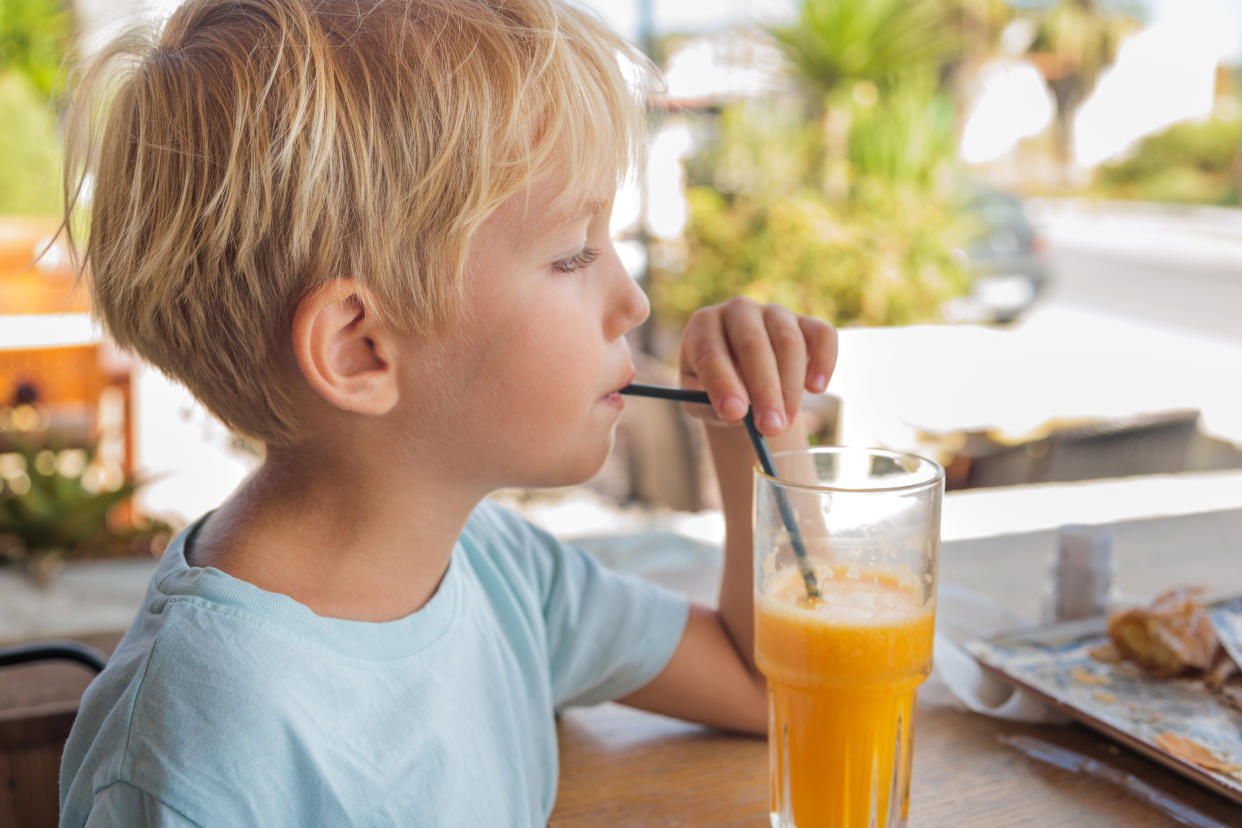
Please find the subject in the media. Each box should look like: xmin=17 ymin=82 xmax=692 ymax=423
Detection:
xmin=925 ymin=582 xmax=1071 ymax=724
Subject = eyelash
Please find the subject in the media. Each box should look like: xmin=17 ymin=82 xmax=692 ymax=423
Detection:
xmin=552 ymin=246 xmax=600 ymax=273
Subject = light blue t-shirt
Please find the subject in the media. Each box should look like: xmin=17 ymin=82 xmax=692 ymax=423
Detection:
xmin=59 ymin=500 xmax=690 ymax=826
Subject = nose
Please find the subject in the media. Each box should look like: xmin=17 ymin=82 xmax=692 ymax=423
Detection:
xmin=604 ymin=251 xmax=650 ymax=340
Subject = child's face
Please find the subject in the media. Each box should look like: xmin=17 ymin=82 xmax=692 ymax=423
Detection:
xmin=424 ymin=176 xmax=650 ymax=489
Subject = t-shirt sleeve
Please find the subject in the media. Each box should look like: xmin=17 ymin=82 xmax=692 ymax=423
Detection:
xmin=82 ymin=781 xmax=201 ymax=827
xmin=476 ymin=503 xmax=691 ymax=711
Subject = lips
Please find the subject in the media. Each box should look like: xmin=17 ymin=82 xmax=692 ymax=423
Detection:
xmin=609 ymin=368 xmax=636 ymax=397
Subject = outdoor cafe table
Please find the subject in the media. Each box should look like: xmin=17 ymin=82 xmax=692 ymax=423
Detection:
xmin=551 ymin=505 xmax=1242 ymax=826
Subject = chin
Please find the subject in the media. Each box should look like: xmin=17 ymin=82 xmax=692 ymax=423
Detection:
xmin=525 ymin=431 xmax=614 ymax=489
xmin=559 ymin=448 xmax=612 ymax=487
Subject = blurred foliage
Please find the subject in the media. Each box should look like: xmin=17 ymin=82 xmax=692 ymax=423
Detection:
xmin=950 ymin=0 xmax=1015 ymax=52
xmin=0 ymin=0 xmax=71 ymax=99
xmin=770 ymin=0 xmax=961 ymax=94
xmin=664 ymin=181 xmax=971 ymax=328
xmin=0 ymin=434 xmax=170 ymax=588
xmin=1028 ymin=0 xmax=1130 ymax=75
xmin=0 ymin=69 xmax=63 ymax=214
xmin=848 ymin=73 xmax=959 ymax=187
xmin=0 ymin=0 xmax=70 ymax=215
xmin=655 ymin=0 xmax=972 ymax=329
xmin=1091 ymin=107 xmax=1242 ymax=206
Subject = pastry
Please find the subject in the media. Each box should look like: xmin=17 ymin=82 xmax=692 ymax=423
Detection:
xmin=1106 ymin=588 xmax=1219 ymax=678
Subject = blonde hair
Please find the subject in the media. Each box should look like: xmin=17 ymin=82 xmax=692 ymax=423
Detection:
xmin=64 ymin=0 xmax=650 ymax=445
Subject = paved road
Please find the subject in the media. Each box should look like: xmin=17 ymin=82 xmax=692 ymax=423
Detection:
xmin=1040 ymin=244 xmax=1242 ymax=346
xmin=1029 ymin=200 xmax=1242 ymax=345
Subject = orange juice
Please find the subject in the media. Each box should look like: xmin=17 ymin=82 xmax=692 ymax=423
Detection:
xmin=755 ymin=565 xmax=935 ymax=828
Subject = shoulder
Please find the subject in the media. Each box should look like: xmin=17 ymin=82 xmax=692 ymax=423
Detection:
xmin=73 ymin=780 xmax=202 ymax=827
xmin=56 ymin=608 xmax=221 ymax=822
xmin=63 ymin=600 xmax=312 ymax=824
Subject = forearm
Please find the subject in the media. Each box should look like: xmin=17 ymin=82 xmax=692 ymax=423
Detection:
xmin=657 ymin=297 xmax=835 ymax=733
xmin=704 ymin=413 xmax=809 ymax=675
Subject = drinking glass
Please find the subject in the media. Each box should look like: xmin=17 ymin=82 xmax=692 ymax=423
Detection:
xmin=753 ymin=447 xmax=943 ymax=828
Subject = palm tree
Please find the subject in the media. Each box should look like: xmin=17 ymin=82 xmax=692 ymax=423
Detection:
xmin=1026 ymin=0 xmax=1140 ymax=171
xmin=768 ymin=0 xmax=963 ymax=198
xmin=770 ymin=0 xmax=961 ymax=98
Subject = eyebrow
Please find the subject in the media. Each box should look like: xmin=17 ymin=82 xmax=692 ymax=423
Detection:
xmin=559 ymin=200 xmax=606 ymax=223
xmin=539 ymin=199 xmax=607 ymax=239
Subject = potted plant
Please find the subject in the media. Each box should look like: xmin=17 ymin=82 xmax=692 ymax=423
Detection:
xmin=0 ymin=433 xmax=171 ymax=588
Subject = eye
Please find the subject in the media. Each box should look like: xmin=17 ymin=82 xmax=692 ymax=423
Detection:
xmin=552 ymin=246 xmax=601 ymax=273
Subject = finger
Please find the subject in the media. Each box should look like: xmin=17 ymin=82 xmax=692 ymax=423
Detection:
xmin=683 ymin=308 xmax=750 ymax=422
xmin=799 ymin=317 xmax=839 ymax=393
xmin=763 ymin=304 xmax=808 ymax=426
xmin=721 ymin=298 xmax=786 ymax=435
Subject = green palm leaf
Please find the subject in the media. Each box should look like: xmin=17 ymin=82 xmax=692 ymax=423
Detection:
xmin=771 ymin=0 xmax=961 ymax=95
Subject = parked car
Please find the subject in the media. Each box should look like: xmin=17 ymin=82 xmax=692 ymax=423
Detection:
xmin=945 ymin=188 xmax=1051 ymax=324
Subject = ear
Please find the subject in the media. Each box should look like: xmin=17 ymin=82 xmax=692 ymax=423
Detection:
xmin=291 ymin=279 xmax=399 ymax=416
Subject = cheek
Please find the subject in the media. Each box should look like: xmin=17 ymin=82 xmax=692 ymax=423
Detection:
xmin=468 ymin=313 xmax=595 ymax=431
xmin=544 ymin=323 xmax=598 ymax=382
xmin=502 ymin=301 xmax=599 ymax=387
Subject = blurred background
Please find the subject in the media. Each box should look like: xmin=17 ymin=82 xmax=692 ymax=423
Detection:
xmin=2 ymin=0 xmax=1241 ymax=585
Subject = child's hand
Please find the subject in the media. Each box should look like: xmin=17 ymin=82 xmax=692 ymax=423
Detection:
xmin=678 ymin=297 xmax=838 ymax=436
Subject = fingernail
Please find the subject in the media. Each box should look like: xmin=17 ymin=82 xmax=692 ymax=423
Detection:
xmin=761 ymin=410 xmax=785 ymax=432
xmin=810 ymin=374 xmax=828 ymax=392
xmin=721 ymin=396 xmax=748 ymax=420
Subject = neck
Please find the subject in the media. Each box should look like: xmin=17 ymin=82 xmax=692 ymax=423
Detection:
xmin=190 ymin=441 xmax=485 ymax=622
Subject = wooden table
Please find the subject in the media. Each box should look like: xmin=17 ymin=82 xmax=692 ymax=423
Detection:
xmin=552 ymin=508 xmax=1242 ymax=826
xmin=551 ymin=696 xmax=1242 ymax=826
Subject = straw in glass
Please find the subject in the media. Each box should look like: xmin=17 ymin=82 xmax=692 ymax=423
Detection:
xmin=619 ymin=382 xmax=821 ymax=600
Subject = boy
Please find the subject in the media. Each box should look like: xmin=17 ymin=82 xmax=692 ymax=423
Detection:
xmin=58 ymin=0 xmax=837 ymax=824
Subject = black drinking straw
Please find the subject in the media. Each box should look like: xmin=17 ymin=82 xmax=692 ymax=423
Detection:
xmin=620 ymin=382 xmax=821 ymax=600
